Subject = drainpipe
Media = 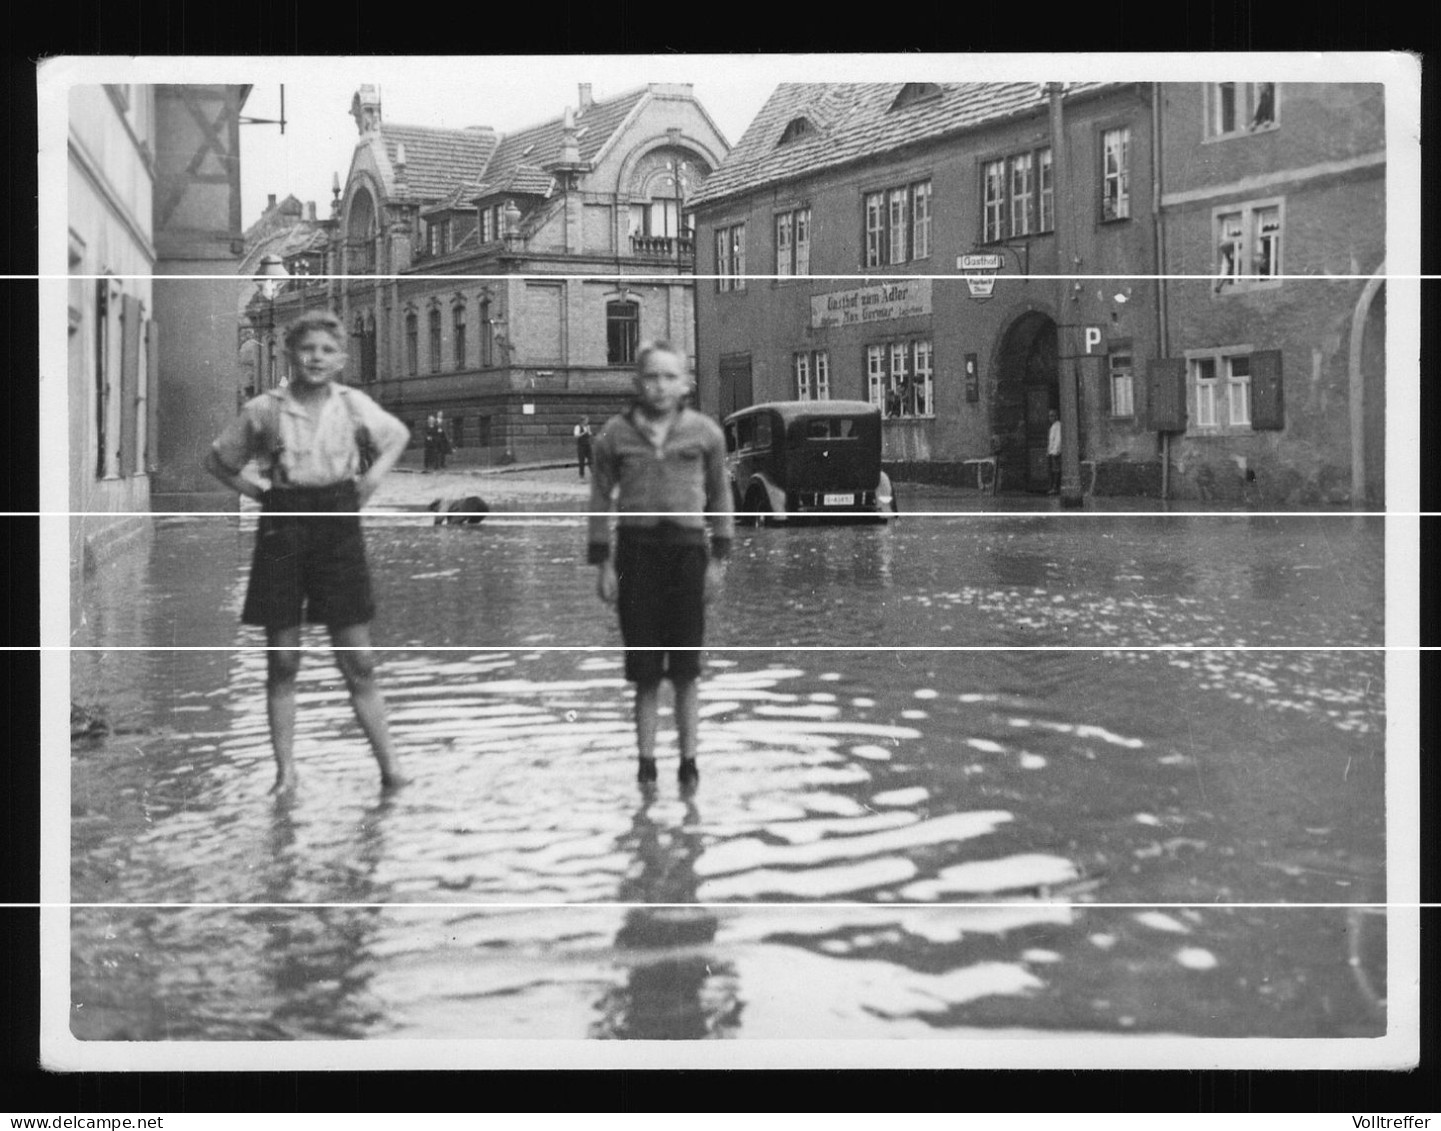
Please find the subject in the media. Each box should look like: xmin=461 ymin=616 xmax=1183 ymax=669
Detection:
xmin=1151 ymin=82 xmax=1170 ymax=501
xmin=1047 ymin=82 xmax=1084 ymax=508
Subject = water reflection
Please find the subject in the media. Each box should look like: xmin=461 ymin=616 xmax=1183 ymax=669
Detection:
xmin=591 ymin=794 xmax=741 ymax=1039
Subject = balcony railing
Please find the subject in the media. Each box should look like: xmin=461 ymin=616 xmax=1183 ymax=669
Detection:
xmin=629 ymin=234 xmax=695 ymax=259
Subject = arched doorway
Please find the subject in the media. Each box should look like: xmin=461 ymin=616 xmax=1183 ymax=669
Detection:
xmin=993 ymin=311 xmax=1058 ymax=493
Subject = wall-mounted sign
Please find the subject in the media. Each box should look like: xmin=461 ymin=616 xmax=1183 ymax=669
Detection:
xmin=810 ymin=278 xmax=932 ymax=329
xmin=522 ymin=403 xmax=536 ymax=415
xmin=1083 ymin=326 xmax=1104 ymax=354
xmin=964 ymin=352 xmax=980 ymax=403
xmin=958 ymin=253 xmax=1004 ymax=300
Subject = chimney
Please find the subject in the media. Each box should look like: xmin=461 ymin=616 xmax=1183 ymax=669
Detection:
xmin=305 ymin=201 xmax=316 ymax=221
xmin=267 ymin=193 xmax=277 ymax=210
xmin=578 ymin=83 xmax=593 ymax=111
xmin=394 ymin=141 xmax=408 ymax=180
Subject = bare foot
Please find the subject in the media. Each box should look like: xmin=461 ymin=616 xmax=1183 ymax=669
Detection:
xmin=380 ymin=772 xmax=411 ymax=792
xmin=270 ymin=770 xmax=299 ymax=797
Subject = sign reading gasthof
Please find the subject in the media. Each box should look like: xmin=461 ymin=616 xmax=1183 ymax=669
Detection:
xmin=959 ymin=253 xmax=1004 ymax=299
xmin=810 ymin=278 xmax=932 ymax=329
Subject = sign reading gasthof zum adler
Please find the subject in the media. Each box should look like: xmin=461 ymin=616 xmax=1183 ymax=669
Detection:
xmin=810 ymin=278 xmax=932 ymax=329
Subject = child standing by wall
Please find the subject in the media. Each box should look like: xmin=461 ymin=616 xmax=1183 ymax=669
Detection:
xmin=205 ymin=310 xmax=411 ymax=795
xmin=588 ymin=341 xmax=734 ymax=788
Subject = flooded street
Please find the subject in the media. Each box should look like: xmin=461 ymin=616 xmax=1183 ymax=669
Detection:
xmin=67 ymin=500 xmax=1387 ymax=1042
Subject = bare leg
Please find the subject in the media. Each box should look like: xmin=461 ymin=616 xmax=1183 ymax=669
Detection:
xmin=331 ymin=623 xmax=407 ymax=790
xmin=674 ymin=676 xmax=700 ymax=787
xmin=266 ymin=626 xmax=302 ymax=795
xmin=634 ymin=679 xmax=661 ymax=780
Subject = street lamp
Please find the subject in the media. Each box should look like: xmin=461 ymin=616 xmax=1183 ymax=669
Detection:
xmin=254 ymin=254 xmax=289 ymax=388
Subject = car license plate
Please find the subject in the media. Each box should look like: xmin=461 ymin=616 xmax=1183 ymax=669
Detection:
xmin=823 ymin=493 xmax=855 ymax=506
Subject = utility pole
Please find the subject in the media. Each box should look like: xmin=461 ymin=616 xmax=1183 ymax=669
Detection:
xmin=1046 ymin=82 xmax=1084 ymax=509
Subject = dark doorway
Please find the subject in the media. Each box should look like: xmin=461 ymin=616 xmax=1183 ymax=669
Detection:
xmin=993 ymin=312 xmax=1058 ymax=493
xmin=718 ymin=353 xmax=753 ymax=418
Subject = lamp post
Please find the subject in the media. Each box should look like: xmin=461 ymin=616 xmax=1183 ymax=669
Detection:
xmin=1045 ymin=82 xmax=1084 ymax=508
xmin=254 ymin=254 xmax=289 ymax=389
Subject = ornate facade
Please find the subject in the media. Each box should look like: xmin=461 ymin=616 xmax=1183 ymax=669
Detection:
xmin=261 ymin=83 xmax=728 ymax=463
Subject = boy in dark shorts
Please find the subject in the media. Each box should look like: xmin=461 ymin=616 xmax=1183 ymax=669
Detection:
xmin=205 ymin=310 xmax=411 ymax=795
xmin=588 ymin=340 xmax=734 ymax=787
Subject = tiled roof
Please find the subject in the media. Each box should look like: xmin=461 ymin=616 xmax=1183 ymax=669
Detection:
xmin=420 ymin=181 xmax=484 ymax=217
xmin=483 ymin=86 xmax=649 ymax=188
xmin=379 ymin=124 xmax=498 ymax=200
xmin=472 ymin=164 xmax=555 ymax=201
xmin=689 ymin=81 xmax=1116 ymax=207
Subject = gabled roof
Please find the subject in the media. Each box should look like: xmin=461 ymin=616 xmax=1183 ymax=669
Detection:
xmin=483 ymin=85 xmax=649 ymax=190
xmin=690 ymin=81 xmax=1117 ymax=208
xmin=378 ymin=124 xmax=498 ymax=199
xmin=420 ymin=181 xmax=484 ymax=218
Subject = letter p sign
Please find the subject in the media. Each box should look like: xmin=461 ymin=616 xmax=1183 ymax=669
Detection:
xmin=1083 ymin=326 xmax=1104 ymax=354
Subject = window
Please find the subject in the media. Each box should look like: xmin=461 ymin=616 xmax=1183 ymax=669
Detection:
xmin=1009 ymin=152 xmax=1034 ymax=237
xmin=607 ymin=300 xmax=640 ymax=365
xmin=428 ymin=307 xmax=442 ymax=372
xmin=1101 ymin=127 xmax=1130 ymax=221
xmin=793 ymin=350 xmax=830 ymax=400
xmin=863 ymin=181 xmax=931 ymax=267
xmin=479 ymin=298 xmax=494 ymax=367
xmin=451 ymin=416 xmax=464 ymax=448
xmin=426 ymin=222 xmax=439 ymax=257
xmin=1109 ymin=348 xmax=1134 ymax=418
xmin=778 ymin=117 xmax=814 ymax=145
xmin=866 ymin=339 xmax=934 ymax=418
xmin=1215 ymin=200 xmax=1283 ymax=292
xmin=715 ymin=223 xmax=746 ymax=292
xmin=775 ymin=207 xmax=811 ymax=276
xmin=1207 ymin=82 xmax=1278 ymax=138
xmin=982 ymin=150 xmax=1053 ymax=243
xmin=453 ymin=304 xmax=467 ymax=369
xmin=890 ymin=83 xmax=942 ymax=110
xmin=405 ymin=312 xmax=418 ymax=376
xmin=1186 ymin=350 xmax=1275 ymax=433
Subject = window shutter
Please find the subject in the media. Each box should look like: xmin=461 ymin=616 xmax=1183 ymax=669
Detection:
xmin=145 ymin=318 xmax=160 ymax=472
xmin=1146 ymin=357 xmax=1187 ymax=432
xmin=120 ymin=294 xmax=141 ymax=475
xmin=1250 ymin=349 xmax=1284 ymax=430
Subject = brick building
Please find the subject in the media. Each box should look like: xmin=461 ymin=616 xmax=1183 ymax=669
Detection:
xmin=263 ymin=83 xmax=728 ymax=463
xmin=689 ymin=81 xmax=1386 ymax=505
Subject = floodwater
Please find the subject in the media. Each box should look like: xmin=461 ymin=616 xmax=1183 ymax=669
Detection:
xmin=68 ymin=512 xmax=1387 ymax=1042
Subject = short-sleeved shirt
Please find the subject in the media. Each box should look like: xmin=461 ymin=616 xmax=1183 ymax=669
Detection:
xmin=211 ymin=383 xmax=408 ymax=488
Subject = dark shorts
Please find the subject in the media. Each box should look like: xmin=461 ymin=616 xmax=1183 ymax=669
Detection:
xmin=242 ymin=481 xmax=375 ymax=630
xmin=615 ymin=530 xmax=708 ymax=685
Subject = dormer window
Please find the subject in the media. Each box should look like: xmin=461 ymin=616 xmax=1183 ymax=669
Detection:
xmin=891 ymin=83 xmax=942 ymax=110
xmin=777 ymin=117 xmax=815 ymax=146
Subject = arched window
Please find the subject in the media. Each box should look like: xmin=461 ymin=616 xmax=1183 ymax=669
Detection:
xmin=428 ymin=306 xmax=442 ymax=373
xmin=346 ymin=187 xmax=378 ymax=274
xmin=405 ymin=311 xmax=418 ymax=376
xmin=606 ymin=300 xmax=640 ymax=366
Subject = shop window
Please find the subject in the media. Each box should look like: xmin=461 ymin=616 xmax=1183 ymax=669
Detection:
xmin=863 ymin=180 xmax=931 ymax=267
xmin=1101 ymin=127 xmax=1130 ymax=221
xmin=982 ymin=150 xmax=1053 ymax=243
xmin=866 ymin=339 xmax=933 ymax=418
xmin=793 ymin=350 xmax=830 ymax=400
xmin=1207 ymin=82 xmax=1278 ymax=139
xmin=1215 ymin=200 xmax=1283 ymax=293
xmin=607 ymin=300 xmax=640 ymax=365
xmin=715 ymin=223 xmax=746 ymax=292
xmin=775 ymin=207 xmax=811 ymax=276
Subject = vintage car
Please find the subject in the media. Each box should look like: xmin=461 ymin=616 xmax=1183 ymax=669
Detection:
xmin=722 ymin=400 xmax=897 ymax=524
